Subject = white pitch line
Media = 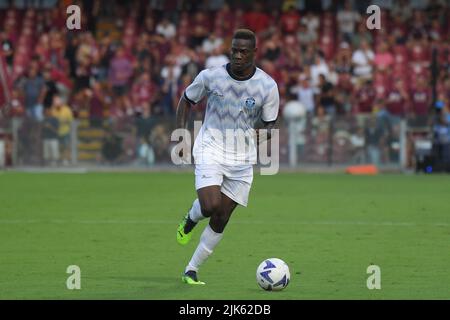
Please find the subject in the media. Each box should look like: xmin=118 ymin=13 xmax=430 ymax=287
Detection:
xmin=0 ymin=219 xmax=448 ymax=227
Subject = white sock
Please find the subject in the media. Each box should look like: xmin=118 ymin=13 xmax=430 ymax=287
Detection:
xmin=185 ymin=224 xmax=223 ymax=273
xmin=188 ymin=199 xmax=205 ymax=223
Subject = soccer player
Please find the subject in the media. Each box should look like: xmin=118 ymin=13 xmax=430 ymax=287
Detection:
xmin=175 ymin=29 xmax=280 ymax=285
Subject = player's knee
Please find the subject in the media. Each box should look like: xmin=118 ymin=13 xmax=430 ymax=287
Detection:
xmin=210 ymin=212 xmax=229 ymax=233
xmin=201 ymin=199 xmax=221 ymax=217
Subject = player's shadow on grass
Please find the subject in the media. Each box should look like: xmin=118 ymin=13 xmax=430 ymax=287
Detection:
xmin=109 ymin=275 xmax=175 ymax=284
xmin=108 ymin=276 xmax=197 ymax=290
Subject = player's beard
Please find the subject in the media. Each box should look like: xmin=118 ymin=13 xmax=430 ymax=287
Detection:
xmin=232 ymin=60 xmax=254 ymax=76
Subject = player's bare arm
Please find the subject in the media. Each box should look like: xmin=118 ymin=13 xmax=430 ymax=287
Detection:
xmin=175 ymin=95 xmax=193 ymax=157
xmin=175 ymin=95 xmax=192 ymax=130
xmin=257 ymin=118 xmax=278 ymax=145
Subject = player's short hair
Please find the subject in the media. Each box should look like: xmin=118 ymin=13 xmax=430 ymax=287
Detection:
xmin=232 ymin=29 xmax=256 ymax=48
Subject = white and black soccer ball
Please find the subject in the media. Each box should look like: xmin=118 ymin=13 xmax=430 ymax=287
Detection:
xmin=256 ymin=258 xmax=290 ymax=291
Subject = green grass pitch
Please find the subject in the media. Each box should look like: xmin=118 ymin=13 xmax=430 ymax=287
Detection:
xmin=0 ymin=171 xmax=449 ymax=299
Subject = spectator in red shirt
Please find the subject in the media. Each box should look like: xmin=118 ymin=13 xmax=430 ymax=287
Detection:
xmin=373 ymin=68 xmax=392 ymax=99
xmin=189 ymin=11 xmax=210 ymax=48
xmin=35 ymin=34 xmax=51 ymax=63
xmin=50 ymin=5 xmax=67 ymax=30
xmin=353 ymin=79 xmax=376 ymax=114
xmin=86 ymin=82 xmax=106 ymax=128
xmin=131 ymin=72 xmax=156 ymax=112
xmin=280 ymin=6 xmax=300 ymax=34
xmin=49 ymin=30 xmax=68 ymax=71
xmin=214 ymin=3 xmax=234 ymax=37
xmin=243 ymin=2 xmax=270 ymax=34
xmin=386 ymin=79 xmax=409 ymax=116
xmin=260 ymin=59 xmax=282 ymax=85
xmin=410 ymin=77 xmax=430 ymax=116
xmin=407 ymin=33 xmax=430 ymax=64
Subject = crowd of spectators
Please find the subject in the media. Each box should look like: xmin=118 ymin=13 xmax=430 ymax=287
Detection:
xmin=1 ymin=0 xmax=450 ymax=165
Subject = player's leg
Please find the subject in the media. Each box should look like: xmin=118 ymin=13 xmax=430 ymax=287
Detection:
xmin=177 ymin=164 xmax=223 ymax=245
xmin=176 ymin=198 xmax=203 ymax=245
xmin=186 ymin=185 xmax=221 ymax=229
xmin=196 ymin=164 xmax=253 ymax=233
xmin=183 ymin=188 xmax=237 ymax=285
xmin=182 ymin=185 xmax=222 ymax=284
xmin=209 ymin=192 xmax=238 ymax=233
xmin=181 ymin=165 xmax=252 ymax=284
xmin=177 ymin=185 xmax=221 ymax=245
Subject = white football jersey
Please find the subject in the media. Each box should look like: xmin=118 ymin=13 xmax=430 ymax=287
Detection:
xmin=184 ymin=63 xmax=279 ymax=165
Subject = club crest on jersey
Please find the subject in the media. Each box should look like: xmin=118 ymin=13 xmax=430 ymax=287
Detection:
xmin=245 ymin=97 xmax=256 ymax=109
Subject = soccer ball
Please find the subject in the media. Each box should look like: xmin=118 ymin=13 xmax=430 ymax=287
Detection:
xmin=256 ymin=258 xmax=290 ymax=291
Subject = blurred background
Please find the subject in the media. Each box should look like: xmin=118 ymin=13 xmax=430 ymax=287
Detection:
xmin=0 ymin=0 xmax=449 ymax=172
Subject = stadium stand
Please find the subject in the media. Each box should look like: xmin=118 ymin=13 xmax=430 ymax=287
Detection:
xmin=0 ymin=0 xmax=449 ymax=169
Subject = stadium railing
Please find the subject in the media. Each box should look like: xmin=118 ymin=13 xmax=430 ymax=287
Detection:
xmin=0 ymin=114 xmax=434 ymax=171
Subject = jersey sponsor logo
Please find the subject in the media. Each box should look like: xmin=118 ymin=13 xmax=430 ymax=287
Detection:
xmin=210 ymin=89 xmax=224 ymax=98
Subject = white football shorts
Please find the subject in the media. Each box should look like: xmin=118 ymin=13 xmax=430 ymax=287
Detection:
xmin=195 ymin=163 xmax=254 ymax=207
